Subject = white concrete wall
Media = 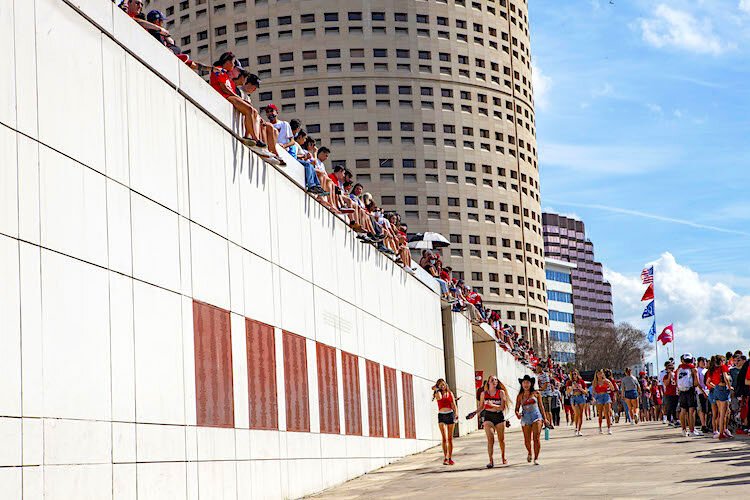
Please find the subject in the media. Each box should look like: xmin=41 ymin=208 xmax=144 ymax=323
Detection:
xmin=441 ymin=312 xmax=478 ymax=437
xmin=0 ymin=1 xmax=443 ymax=498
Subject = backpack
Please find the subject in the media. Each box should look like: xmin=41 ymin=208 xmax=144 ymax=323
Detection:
xmin=736 ymin=363 xmax=750 ymax=397
xmin=676 ymin=366 xmax=694 ymax=392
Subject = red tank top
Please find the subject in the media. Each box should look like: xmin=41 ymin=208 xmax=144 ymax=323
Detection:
xmin=484 ymin=389 xmax=503 ymax=410
xmin=436 ymin=391 xmax=453 ymax=409
xmin=595 ymin=383 xmax=609 ymax=394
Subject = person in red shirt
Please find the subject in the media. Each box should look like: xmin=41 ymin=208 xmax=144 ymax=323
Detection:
xmin=650 ymin=378 xmax=663 ymax=421
xmin=209 ymin=52 xmax=279 ymax=162
xmin=706 ymin=355 xmax=732 ymax=438
xmin=662 ymin=362 xmax=679 ymax=426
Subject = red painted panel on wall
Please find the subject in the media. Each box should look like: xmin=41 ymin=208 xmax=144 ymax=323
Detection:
xmin=246 ymin=319 xmax=278 ymax=430
xmin=193 ymin=300 xmax=234 ymax=428
xmin=283 ymin=331 xmax=310 ymax=432
xmin=316 ymin=343 xmax=340 ymax=434
xmin=366 ymin=360 xmax=383 ymax=437
xmin=402 ymin=372 xmax=416 ymax=439
xmin=341 ymin=352 xmax=362 ymax=436
xmin=383 ymin=366 xmax=400 ymax=438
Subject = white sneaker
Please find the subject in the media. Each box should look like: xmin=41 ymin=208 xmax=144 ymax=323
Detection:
xmin=599 ymin=428 xmax=603 ymax=434
xmin=533 ymin=459 xmax=540 ymax=465
xmin=693 ymin=429 xmax=703 ymax=436
xmin=683 ymin=430 xmax=690 ymax=437
xmin=607 ymin=428 xmax=612 ymax=435
xmin=713 ymin=431 xmax=720 ymax=438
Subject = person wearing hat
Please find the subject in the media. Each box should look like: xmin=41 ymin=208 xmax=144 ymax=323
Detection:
xmin=236 ymin=72 xmax=286 ymax=160
xmin=514 ymin=374 xmax=549 ymax=465
xmin=209 ymin=52 xmax=280 ymax=163
xmin=676 ymin=353 xmax=700 ymax=436
xmin=265 ymin=104 xmax=297 ymax=150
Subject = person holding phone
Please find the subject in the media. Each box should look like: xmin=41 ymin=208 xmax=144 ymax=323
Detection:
xmin=477 ymin=375 xmax=510 ymax=468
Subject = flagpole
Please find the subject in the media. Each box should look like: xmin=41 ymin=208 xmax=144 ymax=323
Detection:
xmin=653 ymin=267 xmax=659 ymax=374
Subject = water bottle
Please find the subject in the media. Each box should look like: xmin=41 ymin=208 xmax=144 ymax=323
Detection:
xmin=544 ymin=426 xmax=550 ymax=441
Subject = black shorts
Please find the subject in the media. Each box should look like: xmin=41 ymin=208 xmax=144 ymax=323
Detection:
xmin=438 ymin=411 xmax=455 ymax=425
xmin=678 ymin=388 xmax=697 ymax=410
xmin=483 ymin=411 xmax=505 ymax=426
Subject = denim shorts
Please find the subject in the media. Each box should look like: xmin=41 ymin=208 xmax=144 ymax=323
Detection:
xmin=571 ymin=394 xmax=586 ymax=406
xmin=710 ymin=385 xmax=730 ymax=404
xmin=521 ymin=407 xmax=543 ymax=426
xmin=594 ymin=393 xmax=611 ymax=405
xmin=624 ymin=389 xmax=639 ymax=400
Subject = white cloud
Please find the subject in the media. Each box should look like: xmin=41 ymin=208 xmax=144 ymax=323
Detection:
xmin=673 ymin=109 xmax=683 ymax=118
xmin=605 ymin=253 xmax=750 ymax=360
xmin=639 ymin=4 xmax=733 ymax=55
xmin=646 ymin=103 xmax=663 ymax=114
xmin=539 ymin=143 xmax=676 ymax=175
xmin=740 ymin=0 xmax=750 ymax=14
xmin=531 ymin=64 xmax=552 ymax=110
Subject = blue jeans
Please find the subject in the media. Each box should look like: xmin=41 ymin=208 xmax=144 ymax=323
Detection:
xmin=435 ymin=278 xmax=448 ymax=295
xmin=300 ymin=160 xmax=321 ymax=189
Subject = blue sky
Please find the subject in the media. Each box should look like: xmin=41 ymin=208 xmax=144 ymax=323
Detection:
xmin=530 ymin=0 xmax=750 ymax=360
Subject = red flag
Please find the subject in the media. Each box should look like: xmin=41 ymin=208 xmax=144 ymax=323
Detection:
xmin=657 ymin=324 xmax=674 ymax=345
xmin=641 ymin=283 xmax=654 ymax=301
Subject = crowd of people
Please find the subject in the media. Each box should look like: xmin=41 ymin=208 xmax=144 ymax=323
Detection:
xmin=432 ymin=350 xmax=749 ymax=468
xmin=116 ymin=0 xmax=420 ymax=273
xmin=119 ymin=2 xmax=546 ymax=356
xmin=417 ymin=249 xmax=543 ymax=365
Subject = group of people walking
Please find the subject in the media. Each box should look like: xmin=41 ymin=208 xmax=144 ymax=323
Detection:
xmin=431 ymin=350 xmax=750 ymax=468
xmin=433 ymin=372 xmax=553 ymax=468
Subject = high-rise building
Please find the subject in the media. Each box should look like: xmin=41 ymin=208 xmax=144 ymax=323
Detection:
xmin=151 ymin=0 xmax=548 ymax=352
xmin=542 ymin=213 xmax=614 ymax=326
xmin=545 ymin=258 xmax=576 ymax=364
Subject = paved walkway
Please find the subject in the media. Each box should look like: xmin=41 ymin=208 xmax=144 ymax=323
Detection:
xmin=311 ymin=421 xmax=750 ymax=498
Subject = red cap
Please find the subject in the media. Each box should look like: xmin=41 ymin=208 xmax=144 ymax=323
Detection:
xmin=266 ymin=103 xmax=279 ymax=112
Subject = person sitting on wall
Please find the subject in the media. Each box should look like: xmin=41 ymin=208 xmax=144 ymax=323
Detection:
xmin=209 ymin=52 xmax=281 ymax=164
xmin=265 ymin=105 xmax=297 ymax=151
xmin=234 ymin=73 xmax=289 ymax=160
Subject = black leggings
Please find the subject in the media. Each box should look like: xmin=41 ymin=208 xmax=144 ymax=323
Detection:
xmin=551 ymin=407 xmax=561 ymax=427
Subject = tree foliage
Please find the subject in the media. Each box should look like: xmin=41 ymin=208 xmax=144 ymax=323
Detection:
xmin=565 ymin=321 xmax=652 ymax=372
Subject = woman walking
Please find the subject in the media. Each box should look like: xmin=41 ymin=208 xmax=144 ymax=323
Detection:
xmin=566 ymin=370 xmax=587 ymax=436
xmin=705 ymin=355 xmax=732 ymax=439
xmin=650 ymin=377 xmax=664 ymax=422
xmin=550 ymin=382 xmax=563 ymax=427
xmin=593 ymin=370 xmax=615 ymax=434
xmin=621 ymin=368 xmax=642 ymax=424
xmin=515 ymin=375 xmax=550 ymax=465
xmin=432 ymin=379 xmax=458 ymax=464
xmin=477 ymin=375 xmax=510 ymax=468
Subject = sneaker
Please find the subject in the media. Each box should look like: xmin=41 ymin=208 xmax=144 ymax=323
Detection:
xmin=713 ymin=431 xmax=720 ymax=438
xmin=693 ymin=429 xmax=703 ymax=436
xmin=448 ymin=459 xmax=455 ymax=466
xmin=239 ymin=136 xmax=256 ymax=147
xmin=683 ymin=430 xmax=690 ymax=437
xmin=599 ymin=429 xmax=603 ymax=434
xmin=250 ymin=145 xmax=273 ymax=157
xmin=533 ymin=459 xmax=540 ymax=465
xmin=723 ymin=430 xmax=733 ymax=438
xmin=607 ymin=428 xmax=612 ymax=435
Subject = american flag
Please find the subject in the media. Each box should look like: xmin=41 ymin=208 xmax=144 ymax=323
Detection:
xmin=641 ymin=265 xmax=654 ymax=284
